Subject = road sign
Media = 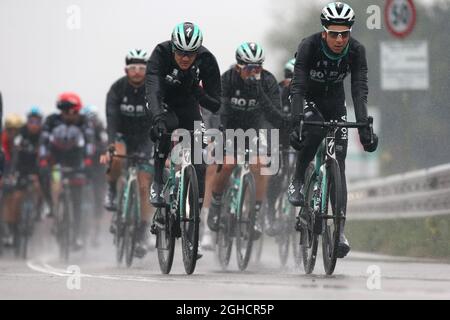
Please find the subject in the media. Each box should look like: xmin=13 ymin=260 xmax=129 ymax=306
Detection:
xmin=385 ymin=0 xmax=417 ymax=38
xmin=381 ymin=41 xmax=429 ymax=91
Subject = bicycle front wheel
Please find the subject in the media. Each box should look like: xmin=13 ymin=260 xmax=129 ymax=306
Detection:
xmin=16 ymin=197 xmax=34 ymax=259
xmin=124 ymin=180 xmax=139 ymax=268
xmin=235 ymin=172 xmax=256 ymax=271
xmin=216 ymin=188 xmax=233 ymax=270
xmin=180 ymin=165 xmax=200 ymax=275
xmin=57 ymin=192 xmax=71 ymax=263
xmin=300 ymin=163 xmax=319 ymax=274
xmin=322 ymin=160 xmax=343 ymax=276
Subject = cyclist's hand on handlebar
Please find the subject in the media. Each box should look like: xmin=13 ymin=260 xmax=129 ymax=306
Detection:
xmin=150 ymin=119 xmax=167 ymax=142
xmin=289 ymin=126 xmax=304 ymax=151
xmin=359 ymin=127 xmax=378 ymax=153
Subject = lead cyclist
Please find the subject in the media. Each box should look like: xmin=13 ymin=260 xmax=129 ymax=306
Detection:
xmin=288 ymin=2 xmax=379 ymax=258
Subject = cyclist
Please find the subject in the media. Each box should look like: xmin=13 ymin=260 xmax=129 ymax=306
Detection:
xmin=39 ymin=92 xmax=95 ymax=250
xmin=288 ymin=2 xmax=379 ymax=258
xmin=7 ymin=107 xmax=44 ymax=242
xmin=100 ymin=49 xmax=155 ymax=257
xmin=207 ymin=42 xmax=290 ymax=241
xmin=81 ymin=105 xmax=108 ymax=247
xmin=264 ymin=58 xmax=296 ymax=236
xmin=146 ymin=22 xmax=220 ymax=210
xmin=1 ymin=114 xmax=25 ymax=246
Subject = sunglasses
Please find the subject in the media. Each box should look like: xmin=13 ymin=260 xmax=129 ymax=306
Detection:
xmin=323 ymin=26 xmax=351 ymax=39
xmin=174 ymin=49 xmax=197 ymax=58
xmin=27 ymin=118 xmax=42 ymax=125
xmin=61 ymin=109 xmax=78 ymax=115
xmin=238 ymin=64 xmax=263 ymax=73
xmin=126 ymin=64 xmax=146 ymax=72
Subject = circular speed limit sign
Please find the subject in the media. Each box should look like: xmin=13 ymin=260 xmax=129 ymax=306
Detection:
xmin=385 ymin=0 xmax=417 ymax=38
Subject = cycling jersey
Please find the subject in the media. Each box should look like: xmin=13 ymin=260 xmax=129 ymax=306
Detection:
xmin=290 ymin=32 xmax=369 ymax=123
xmin=145 ymin=41 xmax=221 ymax=205
xmin=40 ymin=113 xmax=95 ymax=168
xmin=106 ymin=76 xmax=152 ymax=144
xmin=220 ymin=68 xmax=284 ymax=131
xmin=11 ymin=126 xmax=40 ymax=176
xmin=145 ymin=41 xmax=221 ymax=125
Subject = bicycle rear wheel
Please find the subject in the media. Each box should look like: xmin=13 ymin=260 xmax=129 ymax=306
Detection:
xmin=180 ymin=165 xmax=200 ymax=275
xmin=216 ymin=188 xmax=233 ymax=270
xmin=235 ymin=172 xmax=256 ymax=271
xmin=322 ymin=160 xmax=343 ymax=276
xmin=124 ymin=180 xmax=139 ymax=268
xmin=300 ymin=163 xmax=319 ymax=274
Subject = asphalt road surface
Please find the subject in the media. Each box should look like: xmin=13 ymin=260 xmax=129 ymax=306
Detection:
xmin=1 ymin=218 xmax=449 ymax=300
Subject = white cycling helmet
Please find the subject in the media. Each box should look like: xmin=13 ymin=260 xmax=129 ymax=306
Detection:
xmin=235 ymin=42 xmax=265 ymax=65
xmin=284 ymin=58 xmax=295 ymax=78
xmin=320 ymin=2 xmax=355 ymax=27
xmin=171 ymin=22 xmax=203 ymax=53
xmin=125 ymin=49 xmax=149 ymax=65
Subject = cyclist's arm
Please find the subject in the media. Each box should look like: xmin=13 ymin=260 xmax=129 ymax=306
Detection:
xmin=82 ymin=118 xmax=96 ymax=158
xmin=258 ymin=75 xmax=286 ymax=128
xmin=106 ymin=83 xmax=121 ymax=145
xmin=218 ymin=72 xmax=231 ymax=126
xmin=145 ymin=44 xmax=168 ymax=122
xmin=9 ymin=134 xmax=22 ymax=175
xmin=197 ymin=54 xmax=221 ymax=113
xmin=351 ymin=42 xmax=369 ymax=123
xmin=290 ymin=38 xmax=313 ymax=116
xmin=38 ymin=116 xmax=54 ymax=159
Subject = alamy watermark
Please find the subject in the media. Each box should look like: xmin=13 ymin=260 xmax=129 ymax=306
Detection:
xmin=66 ymin=5 xmax=81 ymax=30
xmin=169 ymin=121 xmax=280 ymax=176
xmin=366 ymin=265 xmax=382 ymax=290
xmin=66 ymin=265 xmax=81 ymax=290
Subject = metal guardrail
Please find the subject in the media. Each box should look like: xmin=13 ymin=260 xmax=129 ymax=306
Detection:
xmin=347 ymin=163 xmax=450 ymax=220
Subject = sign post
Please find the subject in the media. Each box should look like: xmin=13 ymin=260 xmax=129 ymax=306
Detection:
xmin=385 ymin=0 xmax=417 ymax=38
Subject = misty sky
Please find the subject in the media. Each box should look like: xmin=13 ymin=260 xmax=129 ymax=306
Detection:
xmin=0 ymin=0 xmax=436 ymax=119
xmin=0 ymin=0 xmax=285 ymax=119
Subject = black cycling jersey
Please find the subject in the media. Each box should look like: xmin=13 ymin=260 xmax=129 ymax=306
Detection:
xmin=145 ymin=41 xmax=221 ymax=123
xmin=40 ymin=113 xmax=95 ymax=167
xmin=11 ymin=126 xmax=40 ymax=175
xmin=106 ymin=76 xmax=152 ymax=144
xmin=220 ymin=68 xmax=284 ymax=131
xmin=290 ymin=32 xmax=369 ymax=123
xmin=278 ymin=80 xmax=293 ymax=147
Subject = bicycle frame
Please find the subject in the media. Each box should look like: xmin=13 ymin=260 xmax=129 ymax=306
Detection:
xmin=119 ymin=164 xmax=141 ymax=226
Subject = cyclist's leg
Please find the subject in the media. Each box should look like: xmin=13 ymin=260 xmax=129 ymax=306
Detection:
xmin=290 ymin=104 xmax=326 ymax=205
xmin=207 ymin=156 xmax=235 ymax=232
xmin=333 ymin=105 xmax=350 ymax=257
xmin=105 ymin=138 xmax=126 ymax=211
xmin=250 ymin=156 xmax=269 ymax=240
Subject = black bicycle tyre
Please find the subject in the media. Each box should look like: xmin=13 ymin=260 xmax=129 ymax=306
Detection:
xmin=156 ymin=202 xmax=176 ymax=274
xmin=235 ymin=172 xmax=256 ymax=271
xmin=180 ymin=165 xmax=200 ymax=275
xmin=216 ymin=188 xmax=233 ymax=270
xmin=322 ymin=159 xmax=343 ymax=276
xmin=58 ymin=192 xmax=71 ymax=263
xmin=300 ymin=163 xmax=319 ymax=274
xmin=124 ymin=180 xmax=139 ymax=268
